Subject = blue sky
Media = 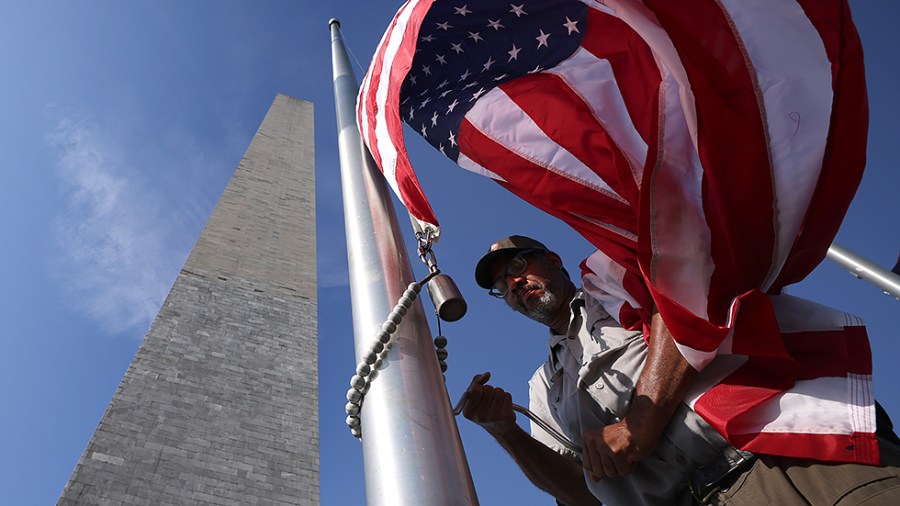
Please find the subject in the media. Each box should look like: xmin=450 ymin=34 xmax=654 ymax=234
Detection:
xmin=0 ymin=1 xmax=897 ymax=504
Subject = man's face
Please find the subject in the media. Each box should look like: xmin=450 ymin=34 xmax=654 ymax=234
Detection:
xmin=490 ymin=251 xmax=569 ymax=325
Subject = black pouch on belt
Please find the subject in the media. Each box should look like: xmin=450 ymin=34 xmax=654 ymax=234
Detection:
xmin=689 ymin=450 xmax=757 ymax=504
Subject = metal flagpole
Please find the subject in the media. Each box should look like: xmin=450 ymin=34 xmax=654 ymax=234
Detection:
xmin=328 ymin=19 xmax=479 ymax=505
xmin=827 ymin=243 xmax=900 ymax=300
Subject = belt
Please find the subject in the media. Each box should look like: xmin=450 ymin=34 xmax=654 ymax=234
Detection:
xmin=689 ymin=449 xmax=757 ymax=504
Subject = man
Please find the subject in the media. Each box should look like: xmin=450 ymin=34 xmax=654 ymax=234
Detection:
xmin=461 ymin=235 xmax=900 ymax=505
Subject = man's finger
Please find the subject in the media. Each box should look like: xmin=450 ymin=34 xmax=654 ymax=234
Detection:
xmin=467 ymin=371 xmax=491 ymax=389
xmin=601 ymin=453 xmax=621 ymax=478
xmin=461 ymin=372 xmax=491 ymax=416
xmin=462 ymin=384 xmax=485 ymax=419
xmin=583 ymin=441 xmax=602 ymax=482
xmin=480 ymin=385 xmax=496 ymax=405
xmin=483 ymin=386 xmax=506 ymax=417
xmin=610 ymin=449 xmax=637 ymax=478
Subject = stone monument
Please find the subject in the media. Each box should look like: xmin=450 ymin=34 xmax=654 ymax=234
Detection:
xmin=59 ymin=94 xmax=319 ymax=505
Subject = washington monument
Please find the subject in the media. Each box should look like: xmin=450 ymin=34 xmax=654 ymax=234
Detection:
xmin=59 ymin=94 xmax=319 ymax=505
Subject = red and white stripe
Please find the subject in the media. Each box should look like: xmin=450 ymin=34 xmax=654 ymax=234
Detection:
xmin=683 ymin=295 xmax=877 ymax=464
xmin=357 ymin=0 xmax=439 ymax=229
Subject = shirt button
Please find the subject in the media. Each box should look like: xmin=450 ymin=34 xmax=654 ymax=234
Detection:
xmin=675 ymin=454 xmax=687 ymax=466
xmin=594 ymin=383 xmax=604 ymax=390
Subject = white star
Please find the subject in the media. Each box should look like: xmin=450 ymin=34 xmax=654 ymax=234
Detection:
xmin=439 ymin=144 xmax=446 ymax=155
xmin=437 ymin=79 xmax=449 ymax=89
xmin=436 ymin=21 xmax=452 ymax=31
xmin=459 ymin=69 xmax=472 ymax=81
xmin=421 ymin=34 xmax=435 ymax=42
xmin=487 ymin=19 xmax=504 ymax=31
xmin=431 ymin=111 xmax=439 ymax=126
xmin=468 ymin=31 xmax=483 ymax=42
xmin=450 ymin=42 xmax=464 ymax=54
xmin=401 ymin=95 xmax=411 ymax=105
xmin=454 ymin=4 xmax=472 ymax=16
xmin=446 ymin=99 xmax=459 ymax=114
xmin=421 ymin=124 xmax=428 ymax=137
xmin=463 ymin=81 xmax=478 ymax=89
xmin=448 ymin=131 xmax=457 ymax=147
xmin=528 ymin=65 xmax=543 ymax=74
xmin=408 ymin=108 xmax=415 ymax=120
xmin=482 ymin=56 xmax=495 ymax=72
xmin=409 ymin=74 xmax=418 ymax=85
xmin=563 ymin=17 xmax=580 ymax=35
xmin=493 ymin=74 xmax=508 ymax=81
xmin=419 ymin=97 xmax=432 ymax=109
xmin=440 ymin=89 xmax=453 ymax=98
xmin=470 ymin=87 xmax=486 ymax=101
xmin=507 ymin=43 xmax=521 ymax=62
xmin=436 ymin=54 xmax=447 ymax=65
xmin=510 ymin=4 xmax=527 ymax=17
xmin=422 ymin=64 xmax=432 ymax=76
xmin=536 ymin=29 xmax=550 ymax=48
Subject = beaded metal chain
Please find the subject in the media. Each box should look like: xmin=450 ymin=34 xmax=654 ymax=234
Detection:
xmin=344 ymin=275 xmax=437 ymax=438
xmin=344 ymin=229 xmax=443 ymax=439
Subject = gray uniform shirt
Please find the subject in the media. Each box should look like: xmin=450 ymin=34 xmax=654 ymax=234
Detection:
xmin=528 ymin=292 xmax=736 ymax=506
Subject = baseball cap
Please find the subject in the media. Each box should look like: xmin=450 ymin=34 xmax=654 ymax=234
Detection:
xmin=474 ymin=235 xmax=551 ymax=289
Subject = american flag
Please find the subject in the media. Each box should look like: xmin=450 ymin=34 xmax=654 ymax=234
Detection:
xmin=359 ymin=0 xmax=877 ymax=464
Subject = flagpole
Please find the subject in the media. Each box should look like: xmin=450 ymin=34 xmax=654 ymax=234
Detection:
xmin=328 ymin=19 xmax=479 ymax=505
xmin=826 ymin=243 xmax=900 ymax=300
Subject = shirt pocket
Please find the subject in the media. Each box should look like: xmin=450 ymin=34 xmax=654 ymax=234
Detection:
xmin=577 ymin=333 xmax=647 ymax=422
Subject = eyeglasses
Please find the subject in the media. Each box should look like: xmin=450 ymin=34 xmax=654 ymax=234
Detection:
xmin=488 ymin=250 xmax=540 ymax=298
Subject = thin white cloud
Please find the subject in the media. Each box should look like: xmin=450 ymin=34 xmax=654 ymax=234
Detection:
xmin=47 ymin=115 xmax=210 ymax=336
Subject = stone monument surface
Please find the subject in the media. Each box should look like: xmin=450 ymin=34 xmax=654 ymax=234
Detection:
xmin=59 ymin=94 xmax=319 ymax=505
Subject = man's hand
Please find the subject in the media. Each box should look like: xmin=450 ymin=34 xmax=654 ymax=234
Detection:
xmin=460 ymin=372 xmax=517 ymax=436
xmin=580 ymin=409 xmax=658 ymax=481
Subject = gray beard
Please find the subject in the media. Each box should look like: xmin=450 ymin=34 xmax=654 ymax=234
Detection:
xmin=521 ymin=285 xmax=562 ymax=326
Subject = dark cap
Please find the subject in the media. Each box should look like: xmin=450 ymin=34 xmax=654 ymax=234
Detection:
xmin=474 ymin=235 xmax=551 ymax=289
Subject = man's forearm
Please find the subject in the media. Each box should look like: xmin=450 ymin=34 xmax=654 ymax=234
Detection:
xmin=490 ymin=424 xmax=600 ymax=506
xmin=626 ymin=312 xmax=697 ymax=444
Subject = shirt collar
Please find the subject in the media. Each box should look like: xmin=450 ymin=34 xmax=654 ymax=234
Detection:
xmin=547 ymin=290 xmax=584 ymax=349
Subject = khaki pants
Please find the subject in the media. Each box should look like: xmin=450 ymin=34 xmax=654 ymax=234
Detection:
xmin=711 ymin=439 xmax=900 ymax=505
